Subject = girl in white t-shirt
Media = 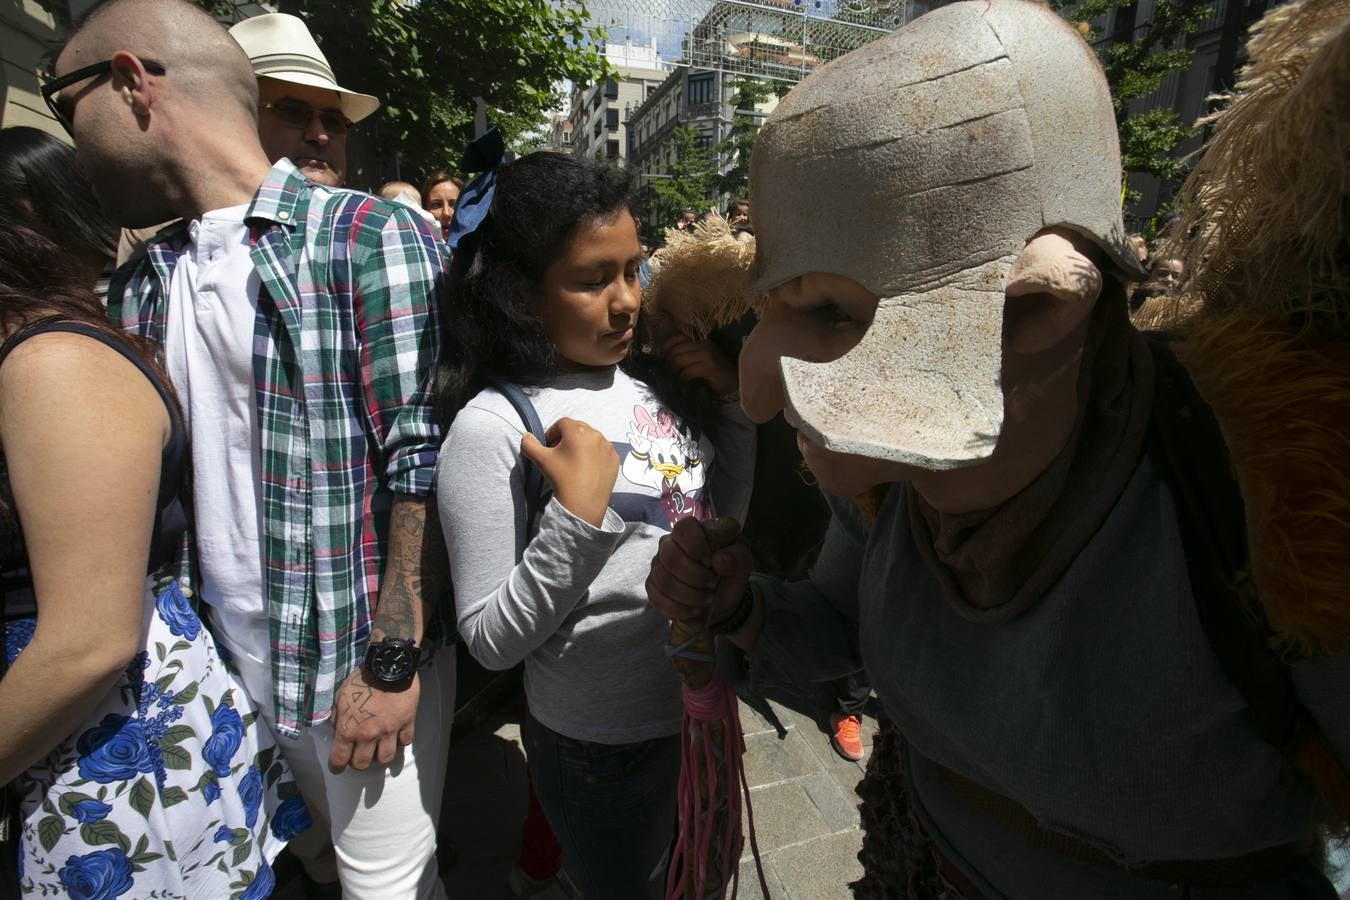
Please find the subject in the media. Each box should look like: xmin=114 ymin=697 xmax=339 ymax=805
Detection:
xmin=434 ymin=151 xmax=754 ymax=900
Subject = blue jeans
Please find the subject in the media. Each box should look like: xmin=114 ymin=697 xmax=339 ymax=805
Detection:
xmin=524 ymin=714 xmax=681 ymax=900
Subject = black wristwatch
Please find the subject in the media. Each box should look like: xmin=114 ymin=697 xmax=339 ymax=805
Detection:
xmin=363 ymin=637 xmax=421 ymax=685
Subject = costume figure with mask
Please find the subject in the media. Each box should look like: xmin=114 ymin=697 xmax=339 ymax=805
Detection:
xmin=646 ymin=2 xmax=1350 ymax=896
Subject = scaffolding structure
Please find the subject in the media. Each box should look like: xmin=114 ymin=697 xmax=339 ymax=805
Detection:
xmin=582 ymin=0 xmax=912 ymax=85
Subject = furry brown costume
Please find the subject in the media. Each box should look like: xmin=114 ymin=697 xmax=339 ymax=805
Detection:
xmin=1165 ymin=0 xmax=1350 ymax=830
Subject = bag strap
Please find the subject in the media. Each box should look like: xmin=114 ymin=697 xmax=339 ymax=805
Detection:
xmin=489 ymin=380 xmax=550 ymax=537
xmin=1143 ymin=335 xmax=1302 ymax=753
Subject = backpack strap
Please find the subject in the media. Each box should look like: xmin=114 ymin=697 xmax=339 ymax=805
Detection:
xmin=1143 ymin=335 xmax=1303 ymax=754
xmin=489 ymin=380 xmax=551 ymax=538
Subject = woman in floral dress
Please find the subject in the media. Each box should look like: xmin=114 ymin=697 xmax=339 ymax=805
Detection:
xmin=0 ymin=175 xmax=309 ymax=897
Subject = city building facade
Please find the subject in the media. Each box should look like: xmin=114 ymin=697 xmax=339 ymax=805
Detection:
xmin=545 ymin=113 xmax=573 ymax=153
xmin=1102 ymin=0 xmax=1279 ymax=225
xmin=612 ymin=0 xmax=1279 ymax=236
xmin=621 ymin=0 xmax=893 ymax=238
xmin=568 ymin=38 xmax=668 ymax=163
xmin=2 ymin=0 xmax=68 ymax=139
xmin=623 ymin=64 xmax=778 ymax=239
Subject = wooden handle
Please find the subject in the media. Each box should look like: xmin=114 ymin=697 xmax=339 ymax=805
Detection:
xmin=700 ymin=516 xmax=742 ymax=551
xmin=668 ymin=517 xmax=743 ymax=690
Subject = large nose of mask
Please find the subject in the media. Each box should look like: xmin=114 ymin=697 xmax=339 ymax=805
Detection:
xmin=748 ymin=0 xmax=1142 ymax=470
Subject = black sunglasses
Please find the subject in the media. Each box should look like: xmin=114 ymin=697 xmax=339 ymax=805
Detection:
xmin=41 ymin=57 xmax=167 ymax=136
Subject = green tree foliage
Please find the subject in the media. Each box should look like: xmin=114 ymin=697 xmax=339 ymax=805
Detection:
xmin=1049 ymin=0 xmax=1214 ymax=211
xmin=716 ymin=78 xmax=775 ymax=199
xmin=650 ymin=124 xmax=717 ymax=232
xmin=191 ymin=0 xmax=610 ymax=175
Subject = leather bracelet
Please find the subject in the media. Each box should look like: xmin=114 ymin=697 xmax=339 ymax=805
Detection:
xmin=711 ymin=584 xmax=755 ymax=636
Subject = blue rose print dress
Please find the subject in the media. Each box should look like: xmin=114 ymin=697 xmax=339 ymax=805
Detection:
xmin=0 ymin=319 xmax=310 ymax=899
xmin=7 ymin=577 xmax=310 ymax=899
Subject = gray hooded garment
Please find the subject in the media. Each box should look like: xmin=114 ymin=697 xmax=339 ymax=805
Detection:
xmin=736 ymin=460 xmax=1350 ymax=899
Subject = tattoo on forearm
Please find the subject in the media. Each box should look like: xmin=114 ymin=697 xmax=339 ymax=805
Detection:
xmin=370 ymin=496 xmax=448 ymax=642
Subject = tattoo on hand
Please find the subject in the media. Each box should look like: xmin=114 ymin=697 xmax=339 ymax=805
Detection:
xmin=340 ymin=684 xmax=377 ymax=730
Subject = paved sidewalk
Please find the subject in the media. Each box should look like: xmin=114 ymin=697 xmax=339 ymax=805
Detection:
xmin=275 ymin=692 xmax=1350 ymax=899
xmin=441 ymin=697 xmax=874 ymax=900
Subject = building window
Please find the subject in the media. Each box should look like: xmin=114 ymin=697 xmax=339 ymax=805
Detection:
xmin=695 ymin=131 xmax=715 ymax=152
xmin=592 ymin=90 xmax=602 ymax=111
xmin=687 ymin=72 xmax=715 ymax=106
xmin=606 ymin=108 xmax=619 ymax=130
xmin=607 ymin=139 xmax=620 ymax=158
xmin=604 ymin=78 xmax=619 ymax=100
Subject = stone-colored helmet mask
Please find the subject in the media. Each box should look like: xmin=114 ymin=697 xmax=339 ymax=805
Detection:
xmin=749 ymin=0 xmax=1145 ymax=469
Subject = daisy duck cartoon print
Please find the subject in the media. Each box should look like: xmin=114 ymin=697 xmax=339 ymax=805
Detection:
xmin=619 ymin=403 xmax=715 ymax=525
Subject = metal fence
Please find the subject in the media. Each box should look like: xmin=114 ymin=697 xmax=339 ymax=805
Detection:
xmin=581 ymin=0 xmax=911 ymax=84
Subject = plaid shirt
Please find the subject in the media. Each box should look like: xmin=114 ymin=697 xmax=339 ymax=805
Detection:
xmin=108 ymin=160 xmax=446 ymax=738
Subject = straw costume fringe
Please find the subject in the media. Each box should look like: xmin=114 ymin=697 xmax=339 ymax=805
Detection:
xmin=1130 ymin=291 xmax=1203 ymax=333
xmin=1169 ymin=0 xmax=1350 ymax=658
xmin=644 ymin=215 xmax=768 ymax=341
xmin=1168 ymin=0 xmax=1350 ymax=332
xmin=1164 ymin=0 xmax=1350 ymax=829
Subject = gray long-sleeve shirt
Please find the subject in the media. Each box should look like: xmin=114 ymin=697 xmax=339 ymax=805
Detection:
xmin=438 ymin=367 xmax=755 ymax=744
xmin=741 ymin=457 xmax=1350 ymax=898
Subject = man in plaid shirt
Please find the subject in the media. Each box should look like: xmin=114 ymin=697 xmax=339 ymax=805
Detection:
xmin=55 ymin=2 xmax=454 ymax=895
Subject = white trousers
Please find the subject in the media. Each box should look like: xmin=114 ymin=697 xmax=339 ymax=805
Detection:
xmin=216 ymin=613 xmax=455 ymax=899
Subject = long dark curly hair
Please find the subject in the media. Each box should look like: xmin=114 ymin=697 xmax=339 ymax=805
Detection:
xmin=434 ymin=151 xmax=721 ymax=434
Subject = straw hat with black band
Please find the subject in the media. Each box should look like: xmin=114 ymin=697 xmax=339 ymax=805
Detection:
xmin=228 ymin=13 xmax=380 ymax=124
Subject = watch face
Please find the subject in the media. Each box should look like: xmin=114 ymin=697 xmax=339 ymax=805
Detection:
xmin=369 ymin=643 xmax=415 ymax=683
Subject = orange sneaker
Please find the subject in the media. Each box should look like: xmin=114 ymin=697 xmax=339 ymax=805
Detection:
xmin=830 ymin=713 xmax=864 ymax=761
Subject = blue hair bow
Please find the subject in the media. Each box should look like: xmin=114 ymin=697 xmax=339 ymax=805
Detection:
xmin=445 ymin=125 xmax=505 ymax=251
